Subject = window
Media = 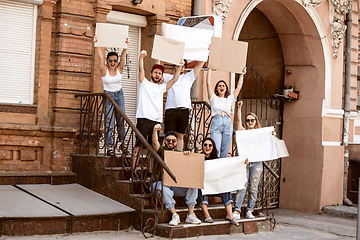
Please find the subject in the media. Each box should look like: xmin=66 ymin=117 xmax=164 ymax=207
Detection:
xmin=0 ymin=0 xmax=37 ymax=104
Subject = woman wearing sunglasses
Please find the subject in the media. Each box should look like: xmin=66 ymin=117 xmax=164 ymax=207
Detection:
xmin=197 ymin=137 xmax=239 ymax=226
xmin=93 ymin=36 xmax=129 ymax=156
xmin=206 ymin=68 xmax=246 ymax=158
xmin=233 ymin=101 xmax=271 ymax=220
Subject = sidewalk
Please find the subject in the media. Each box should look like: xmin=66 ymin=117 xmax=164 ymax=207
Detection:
xmin=0 ymin=208 xmax=357 ymax=239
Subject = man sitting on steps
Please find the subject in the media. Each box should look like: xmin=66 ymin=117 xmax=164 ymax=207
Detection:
xmin=151 ymin=123 xmax=201 ymax=226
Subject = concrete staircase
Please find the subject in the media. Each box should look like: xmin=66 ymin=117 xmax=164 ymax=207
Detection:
xmin=72 ymin=154 xmax=274 ymax=238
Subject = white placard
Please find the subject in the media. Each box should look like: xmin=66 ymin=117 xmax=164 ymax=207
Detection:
xmin=202 ymin=156 xmax=247 ymax=195
xmin=95 ymin=23 xmax=129 ymax=48
xmin=161 ymin=23 xmax=212 ymax=61
xmin=236 ymin=127 xmax=278 ymax=162
xmin=275 ymin=137 xmax=289 ymax=158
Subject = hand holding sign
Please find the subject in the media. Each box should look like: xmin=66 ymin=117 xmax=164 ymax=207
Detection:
xmin=94 ymin=23 xmax=129 ymax=48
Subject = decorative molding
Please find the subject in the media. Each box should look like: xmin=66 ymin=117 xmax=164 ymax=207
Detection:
xmin=330 ymin=0 xmax=351 ymax=58
xmin=302 ymin=0 xmax=326 ymax=8
xmin=213 ymin=0 xmax=233 ymax=24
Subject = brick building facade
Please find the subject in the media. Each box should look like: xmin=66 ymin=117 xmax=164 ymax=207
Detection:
xmin=1 ymin=0 xmax=360 ymax=214
xmin=0 ymin=0 xmax=192 ymax=172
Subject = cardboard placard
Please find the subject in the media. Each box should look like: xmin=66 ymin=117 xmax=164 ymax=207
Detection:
xmin=208 ymin=37 xmax=248 ymax=73
xmin=163 ymin=151 xmax=205 ymax=189
xmin=95 ymin=23 xmax=129 ymax=48
xmin=161 ymin=23 xmax=213 ymax=61
xmin=151 ymin=35 xmax=185 ymax=65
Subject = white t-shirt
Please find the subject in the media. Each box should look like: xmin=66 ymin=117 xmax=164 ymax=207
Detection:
xmin=101 ymin=68 xmax=122 ymax=92
xmin=163 ymin=70 xmax=196 ymax=110
xmin=136 ymin=77 xmax=167 ymax=122
xmin=209 ymin=93 xmax=235 ymax=117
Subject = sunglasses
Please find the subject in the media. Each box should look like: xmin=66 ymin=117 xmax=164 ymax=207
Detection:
xmin=204 ymin=143 xmax=213 ymax=148
xmin=108 ymin=59 xmax=118 ymax=63
xmin=245 ymin=119 xmax=255 ymax=123
xmin=166 ymin=139 xmax=177 ymax=143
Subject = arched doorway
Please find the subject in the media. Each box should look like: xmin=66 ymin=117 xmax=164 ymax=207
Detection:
xmin=232 ymin=0 xmax=329 ymax=213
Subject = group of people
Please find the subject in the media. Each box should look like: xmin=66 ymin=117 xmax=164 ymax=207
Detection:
xmin=94 ymin=37 xmax=267 ymax=226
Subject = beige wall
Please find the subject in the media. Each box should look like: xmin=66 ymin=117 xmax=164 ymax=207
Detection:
xmin=221 ymin=0 xmax=346 ymax=213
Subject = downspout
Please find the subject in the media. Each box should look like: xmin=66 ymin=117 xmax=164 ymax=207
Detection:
xmin=343 ymin=2 xmax=353 ymax=206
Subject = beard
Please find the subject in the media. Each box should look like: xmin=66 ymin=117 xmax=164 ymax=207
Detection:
xmin=165 ymin=144 xmax=176 ymax=151
xmin=151 ymin=76 xmax=161 ymax=83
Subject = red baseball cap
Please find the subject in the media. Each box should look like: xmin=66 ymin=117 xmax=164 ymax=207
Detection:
xmin=151 ymin=64 xmax=164 ymax=74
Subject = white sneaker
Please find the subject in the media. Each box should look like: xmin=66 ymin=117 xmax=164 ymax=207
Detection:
xmin=233 ymin=211 xmax=241 ymax=220
xmin=246 ymin=210 xmax=255 ymax=219
xmin=185 ymin=213 xmax=201 ymax=224
xmin=169 ymin=213 xmax=180 ymax=226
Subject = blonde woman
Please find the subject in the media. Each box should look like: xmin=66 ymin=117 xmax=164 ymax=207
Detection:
xmin=233 ymin=101 xmax=263 ymax=220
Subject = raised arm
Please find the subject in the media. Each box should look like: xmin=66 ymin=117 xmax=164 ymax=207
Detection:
xmin=138 ymin=50 xmax=147 ymax=83
xmin=165 ymin=60 xmax=184 ymax=90
xmin=235 ymin=101 xmax=243 ymax=130
xmin=117 ymin=38 xmax=129 ymax=74
xmin=93 ymin=36 xmax=107 ymax=77
xmin=193 ymin=61 xmax=206 ymax=78
xmin=233 ymin=67 xmax=246 ymax=99
xmin=206 ymin=68 xmax=213 ymax=99
xmin=152 ymin=124 xmax=162 ymax=152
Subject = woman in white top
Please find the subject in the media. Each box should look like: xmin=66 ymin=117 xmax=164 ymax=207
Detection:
xmin=233 ymin=101 xmax=275 ymax=220
xmin=94 ymin=37 xmax=128 ymax=156
xmin=206 ymin=68 xmax=246 ymax=158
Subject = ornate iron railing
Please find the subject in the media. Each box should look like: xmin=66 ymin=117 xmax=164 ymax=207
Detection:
xmin=74 ymin=92 xmax=174 ymax=237
xmin=186 ymin=66 xmax=282 ymax=211
xmin=186 ymin=101 xmax=212 ymax=153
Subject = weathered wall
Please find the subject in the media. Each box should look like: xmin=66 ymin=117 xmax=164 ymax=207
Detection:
xmin=0 ymin=0 xmax=193 ymax=173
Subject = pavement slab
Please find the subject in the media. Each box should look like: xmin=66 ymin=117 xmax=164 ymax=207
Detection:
xmin=0 ymin=185 xmax=67 ymax=218
xmin=17 ymin=184 xmax=134 ymax=216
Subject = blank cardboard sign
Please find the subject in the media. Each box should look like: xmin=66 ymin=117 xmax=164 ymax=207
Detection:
xmin=95 ymin=23 xmax=129 ymax=48
xmin=162 ymin=23 xmax=212 ymax=61
xmin=208 ymin=37 xmax=248 ymax=73
xmin=151 ymin=35 xmax=185 ymax=65
xmin=163 ymin=151 xmax=205 ymax=189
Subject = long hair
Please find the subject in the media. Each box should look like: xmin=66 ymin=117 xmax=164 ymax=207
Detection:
xmin=245 ymin=112 xmax=261 ymax=129
xmin=202 ymin=137 xmax=218 ymax=160
xmin=214 ymin=80 xmax=230 ymax=98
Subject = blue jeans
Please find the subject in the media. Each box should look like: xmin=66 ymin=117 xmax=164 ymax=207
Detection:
xmin=210 ymin=115 xmax=233 ymax=158
xmin=104 ymin=89 xmax=125 ymax=147
xmin=197 ymin=189 xmax=232 ymax=207
xmin=234 ymin=162 xmax=263 ymax=213
xmin=152 ymin=181 xmax=198 ymax=210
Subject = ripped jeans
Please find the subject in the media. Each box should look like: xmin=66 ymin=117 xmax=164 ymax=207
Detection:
xmin=234 ymin=162 xmax=263 ymax=213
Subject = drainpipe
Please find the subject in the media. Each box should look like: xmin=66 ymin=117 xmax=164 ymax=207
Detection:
xmin=343 ymin=2 xmax=353 ymax=206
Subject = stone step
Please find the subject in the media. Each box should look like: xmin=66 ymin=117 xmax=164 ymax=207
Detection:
xmin=142 ymin=203 xmax=267 ymax=225
xmin=0 ymin=184 xmax=135 ymax=237
xmin=0 ymin=171 xmax=76 ymax=185
xmin=154 ymin=216 xmax=272 ymax=238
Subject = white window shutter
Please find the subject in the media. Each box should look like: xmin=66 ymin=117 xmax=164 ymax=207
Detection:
xmin=0 ymin=0 xmax=36 ymax=104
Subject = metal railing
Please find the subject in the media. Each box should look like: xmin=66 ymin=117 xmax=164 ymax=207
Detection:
xmin=75 ymin=92 xmax=174 ymax=236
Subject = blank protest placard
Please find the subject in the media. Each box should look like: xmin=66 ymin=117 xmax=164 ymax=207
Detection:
xmin=163 ymin=151 xmax=204 ymax=189
xmin=151 ymin=35 xmax=185 ymax=65
xmin=95 ymin=23 xmax=129 ymax=48
xmin=235 ymin=127 xmax=278 ymax=162
xmin=208 ymin=37 xmax=248 ymax=73
xmin=161 ymin=23 xmax=212 ymax=61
